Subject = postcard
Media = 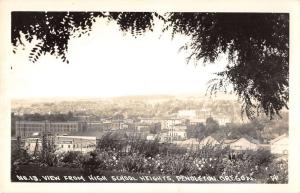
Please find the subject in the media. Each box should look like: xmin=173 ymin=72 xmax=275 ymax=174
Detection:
xmin=1 ymin=0 xmax=300 ymax=193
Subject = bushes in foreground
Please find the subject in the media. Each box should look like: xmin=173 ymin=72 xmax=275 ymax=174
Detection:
xmin=12 ymin=137 xmax=288 ymax=183
xmin=78 ymin=145 xmax=287 ymax=183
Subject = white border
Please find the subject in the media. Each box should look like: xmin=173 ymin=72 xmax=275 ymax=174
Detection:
xmin=1 ymin=0 xmax=300 ymax=193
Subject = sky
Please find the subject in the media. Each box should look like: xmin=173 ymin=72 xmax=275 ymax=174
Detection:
xmin=11 ymin=18 xmax=229 ymax=99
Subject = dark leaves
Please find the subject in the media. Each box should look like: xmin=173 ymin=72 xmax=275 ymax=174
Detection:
xmin=173 ymin=13 xmax=290 ymax=119
xmin=107 ymin=12 xmax=155 ymax=37
xmin=11 ymin=12 xmax=289 ymax=120
xmin=29 ymin=42 xmax=43 ymax=63
xmin=12 ymin=11 xmax=102 ymax=63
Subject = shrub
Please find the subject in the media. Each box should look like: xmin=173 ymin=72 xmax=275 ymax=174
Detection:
xmin=81 ymin=151 xmax=106 ymax=175
xmin=119 ymin=154 xmax=144 ymax=173
xmin=61 ymin=151 xmax=81 ymax=163
xmin=13 ymin=137 xmax=288 ymax=184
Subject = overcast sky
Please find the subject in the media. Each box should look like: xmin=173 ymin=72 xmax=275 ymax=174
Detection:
xmin=11 ymin=18 xmax=229 ymax=99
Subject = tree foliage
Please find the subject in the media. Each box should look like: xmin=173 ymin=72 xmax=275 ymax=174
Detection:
xmin=168 ymin=13 xmax=288 ymax=119
xmin=205 ymin=117 xmax=220 ymax=135
xmin=11 ymin=12 xmax=289 ymax=120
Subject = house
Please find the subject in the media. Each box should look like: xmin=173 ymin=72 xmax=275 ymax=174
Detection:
xmin=257 ymin=144 xmax=271 ymax=151
xmin=176 ymin=138 xmax=200 ymax=149
xmin=199 ymin=136 xmax=220 ymax=147
xmin=224 ymin=137 xmax=258 ymax=151
xmin=140 ymin=118 xmax=161 ymax=124
xmin=167 ymin=129 xmax=187 ymax=141
xmin=135 ymin=123 xmax=151 ymax=132
xmin=158 ymin=130 xmax=187 ymax=143
xmin=189 ymin=119 xmax=206 ymax=126
xmin=120 ymin=123 xmax=129 ymax=130
xmin=159 ymin=132 xmax=170 ymax=143
xmin=24 ymin=137 xmax=42 ymax=154
xmin=212 ymin=116 xmax=231 ymax=126
xmin=270 ymin=134 xmax=288 ymax=155
xmin=160 ymin=118 xmax=186 ymax=130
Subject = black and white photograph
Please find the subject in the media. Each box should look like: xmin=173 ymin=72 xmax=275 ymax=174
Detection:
xmin=1 ymin=1 xmax=300 ymax=192
xmin=9 ymin=10 xmax=290 ymax=184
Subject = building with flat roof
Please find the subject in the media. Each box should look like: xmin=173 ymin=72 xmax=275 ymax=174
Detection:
xmin=15 ymin=121 xmax=80 ymax=138
xmin=23 ymin=135 xmax=96 ymax=154
xmin=56 ymin=135 xmax=96 ymax=153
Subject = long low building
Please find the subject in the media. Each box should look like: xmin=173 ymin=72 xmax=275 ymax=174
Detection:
xmin=175 ymin=136 xmax=260 ymax=151
xmin=15 ymin=120 xmax=132 ymax=138
xmin=16 ymin=121 xmax=81 ymax=138
xmin=24 ymin=135 xmax=96 ymax=154
xmin=56 ymin=135 xmax=96 ymax=153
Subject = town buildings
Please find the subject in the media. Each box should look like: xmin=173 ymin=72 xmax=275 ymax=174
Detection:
xmin=24 ymin=135 xmax=96 ymax=154
xmin=14 ymin=108 xmax=288 ymax=157
xmin=176 ymin=109 xmax=232 ymax=126
xmin=15 ymin=121 xmax=80 ymax=138
xmin=167 ymin=129 xmax=187 ymax=141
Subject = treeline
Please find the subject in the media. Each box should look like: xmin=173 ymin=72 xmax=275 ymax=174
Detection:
xmin=12 ymin=111 xmax=76 ymax=121
xmin=186 ymin=114 xmax=288 ymax=142
xmin=12 ymin=98 xmax=241 ymax=120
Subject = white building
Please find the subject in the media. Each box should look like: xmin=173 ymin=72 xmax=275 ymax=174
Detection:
xmin=224 ymin=137 xmax=258 ymax=151
xmin=177 ymin=110 xmax=197 ymax=119
xmin=159 ymin=132 xmax=169 ymax=143
xmin=270 ymin=134 xmax=288 ymax=155
xmin=162 ymin=119 xmax=186 ymax=130
xmin=23 ymin=135 xmax=97 ymax=154
xmin=167 ymin=129 xmax=187 ymax=141
xmin=140 ymin=118 xmax=185 ymax=130
xmin=159 ymin=130 xmax=187 ymax=143
xmin=199 ymin=136 xmax=220 ymax=147
xmin=135 ymin=124 xmax=150 ymax=132
xmin=56 ymin=135 xmax=96 ymax=153
xmin=24 ymin=137 xmax=42 ymax=153
xmin=140 ymin=118 xmax=161 ymax=124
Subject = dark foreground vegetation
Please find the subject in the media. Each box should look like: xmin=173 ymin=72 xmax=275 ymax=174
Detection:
xmin=11 ymin=135 xmax=288 ymax=183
